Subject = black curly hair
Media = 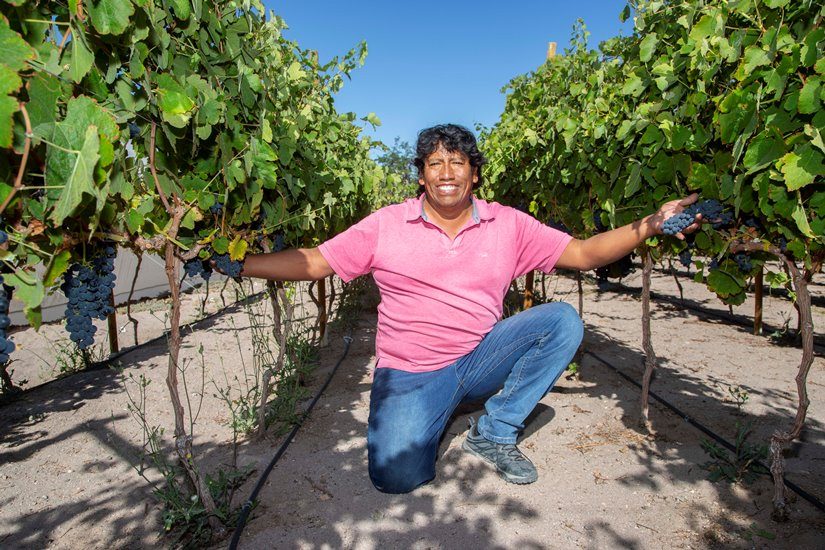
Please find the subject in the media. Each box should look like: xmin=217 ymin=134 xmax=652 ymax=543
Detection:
xmin=413 ymin=124 xmax=486 ymax=189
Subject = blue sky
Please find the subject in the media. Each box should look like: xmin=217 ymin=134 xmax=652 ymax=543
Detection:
xmin=264 ymin=1 xmax=634 ymax=147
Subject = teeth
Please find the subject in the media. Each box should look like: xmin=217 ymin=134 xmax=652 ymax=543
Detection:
xmin=438 ymin=185 xmax=458 ymax=191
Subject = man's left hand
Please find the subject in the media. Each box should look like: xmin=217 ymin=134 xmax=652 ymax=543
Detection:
xmin=649 ymin=193 xmax=701 ymax=240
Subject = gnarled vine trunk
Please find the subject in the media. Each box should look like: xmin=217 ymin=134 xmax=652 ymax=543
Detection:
xmin=257 ymin=281 xmax=294 ymax=439
xmin=151 ymin=123 xmax=225 ymax=537
xmin=731 ymin=241 xmax=814 ymax=520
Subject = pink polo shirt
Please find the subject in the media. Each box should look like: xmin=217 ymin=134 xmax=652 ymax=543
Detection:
xmin=318 ymin=196 xmax=572 ymax=373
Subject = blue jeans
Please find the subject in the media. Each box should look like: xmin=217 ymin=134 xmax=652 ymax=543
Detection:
xmin=367 ymin=301 xmax=583 ymax=493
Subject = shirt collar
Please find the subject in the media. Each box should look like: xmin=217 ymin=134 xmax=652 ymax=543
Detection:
xmin=406 ymin=194 xmax=491 ymax=223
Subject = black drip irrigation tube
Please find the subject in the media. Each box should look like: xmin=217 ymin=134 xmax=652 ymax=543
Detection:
xmin=0 ymin=289 xmax=269 ymax=405
xmin=583 ymin=349 xmax=825 ymax=515
xmin=227 ymin=333 xmax=354 ymax=550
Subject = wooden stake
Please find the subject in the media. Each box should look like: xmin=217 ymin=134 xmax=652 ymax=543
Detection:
xmin=318 ymin=276 xmax=328 ymax=345
xmin=107 ymin=290 xmax=119 ymax=353
xmin=576 ymin=271 xmax=583 ymax=317
xmin=754 ymin=266 xmax=763 ymax=335
xmin=547 ymin=41 xmax=557 ymax=60
xmin=640 ymin=248 xmax=656 ymax=432
xmin=523 ymin=271 xmax=535 ymax=310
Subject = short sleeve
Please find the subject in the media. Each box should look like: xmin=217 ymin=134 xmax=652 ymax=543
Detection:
xmin=318 ymin=211 xmax=380 ymax=282
xmin=512 ymin=210 xmax=573 ymax=278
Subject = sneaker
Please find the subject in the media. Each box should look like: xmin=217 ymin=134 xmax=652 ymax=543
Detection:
xmin=461 ymin=418 xmax=538 ymax=484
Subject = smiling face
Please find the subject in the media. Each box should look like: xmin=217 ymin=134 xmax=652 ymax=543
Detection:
xmin=418 ymin=145 xmax=478 ymax=217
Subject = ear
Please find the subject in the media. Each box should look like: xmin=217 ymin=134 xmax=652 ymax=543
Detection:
xmin=472 ymin=167 xmax=478 ymax=184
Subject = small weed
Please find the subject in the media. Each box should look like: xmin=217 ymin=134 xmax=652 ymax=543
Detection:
xmin=767 ymin=312 xmax=795 ymax=345
xmin=701 ymin=422 xmax=769 ymax=484
xmin=726 ymin=385 xmax=749 ymax=411
xmin=740 ymin=522 xmax=776 ymax=542
xmin=54 ymin=338 xmax=102 ymax=375
xmin=125 ymin=369 xmax=250 ymax=548
xmin=565 ymin=361 xmax=580 ymax=380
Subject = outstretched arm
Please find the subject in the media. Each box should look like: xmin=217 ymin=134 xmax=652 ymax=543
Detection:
xmin=555 ymin=194 xmax=700 ymax=271
xmin=239 ymin=247 xmax=334 ymax=281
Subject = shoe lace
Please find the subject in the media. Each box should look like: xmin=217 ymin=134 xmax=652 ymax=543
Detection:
xmin=500 ymin=444 xmax=528 ymax=462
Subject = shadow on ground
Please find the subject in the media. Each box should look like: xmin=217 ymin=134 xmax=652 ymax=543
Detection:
xmin=1 ymin=279 xmax=823 ymax=549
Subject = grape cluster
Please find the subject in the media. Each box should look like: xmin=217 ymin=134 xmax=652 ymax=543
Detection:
xmin=596 ymin=253 xmax=635 ymax=281
xmin=733 ymin=253 xmax=752 ymax=272
xmin=61 ymin=245 xmax=117 ymax=349
xmin=662 ymin=212 xmax=696 ymax=236
xmin=0 ymin=216 xmax=7 ymax=245
xmin=592 ymin=211 xmax=607 ymax=233
xmin=213 ymin=253 xmax=243 ymax=277
xmin=209 ymin=202 xmax=223 ymax=215
xmin=0 ymin=277 xmax=15 ymax=363
xmin=662 ymin=198 xmax=735 ymax=236
xmin=273 ymin=233 xmax=286 ymax=252
xmin=744 ymin=216 xmax=762 ymax=229
xmin=678 ymin=248 xmax=693 ymax=268
xmin=183 ymin=258 xmax=213 ymax=281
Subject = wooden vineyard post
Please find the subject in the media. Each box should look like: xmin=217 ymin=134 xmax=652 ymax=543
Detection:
xmin=523 ymin=271 xmax=535 ymax=310
xmin=639 ymin=247 xmax=656 ymax=432
xmin=547 ymin=41 xmax=557 ymax=60
xmin=107 ymin=289 xmax=119 ymax=353
xmin=318 ymin=276 xmax=328 ymax=345
xmin=576 ymin=271 xmax=583 ymax=317
xmin=754 ymin=266 xmax=763 ymax=335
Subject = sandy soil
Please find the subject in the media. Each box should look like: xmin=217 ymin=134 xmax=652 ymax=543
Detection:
xmin=1 ymin=265 xmax=823 ymax=549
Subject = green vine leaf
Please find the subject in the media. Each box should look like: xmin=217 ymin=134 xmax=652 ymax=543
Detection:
xmin=69 ymin=25 xmax=95 ymax=83
xmin=639 ymin=33 xmax=658 ymax=63
xmin=792 ymin=201 xmax=816 ymax=239
xmin=0 ymin=94 xmax=16 ymax=148
xmin=743 ymin=132 xmax=785 ymax=174
xmin=780 ymin=144 xmax=825 ymax=192
xmin=87 ymin=0 xmax=135 ymax=36
xmin=50 ymin=126 xmax=101 ymax=224
xmin=168 ymin=0 xmax=191 ymax=20
xmin=228 ymin=236 xmax=248 ymax=261
xmin=155 ymin=74 xmax=196 ymax=128
xmin=0 ymin=18 xmax=35 ymax=71
xmin=43 ymin=250 xmax=72 ymax=288
xmin=5 ymin=269 xmax=45 ymax=329
xmin=798 ymin=77 xmax=822 ymax=115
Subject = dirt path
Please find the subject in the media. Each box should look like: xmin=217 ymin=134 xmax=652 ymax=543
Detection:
xmin=1 ymin=268 xmax=823 ymax=549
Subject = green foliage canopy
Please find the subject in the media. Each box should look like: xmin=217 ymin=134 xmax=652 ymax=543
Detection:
xmin=481 ymin=0 xmax=824 ymax=304
xmin=0 ymin=0 xmax=383 ymax=327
